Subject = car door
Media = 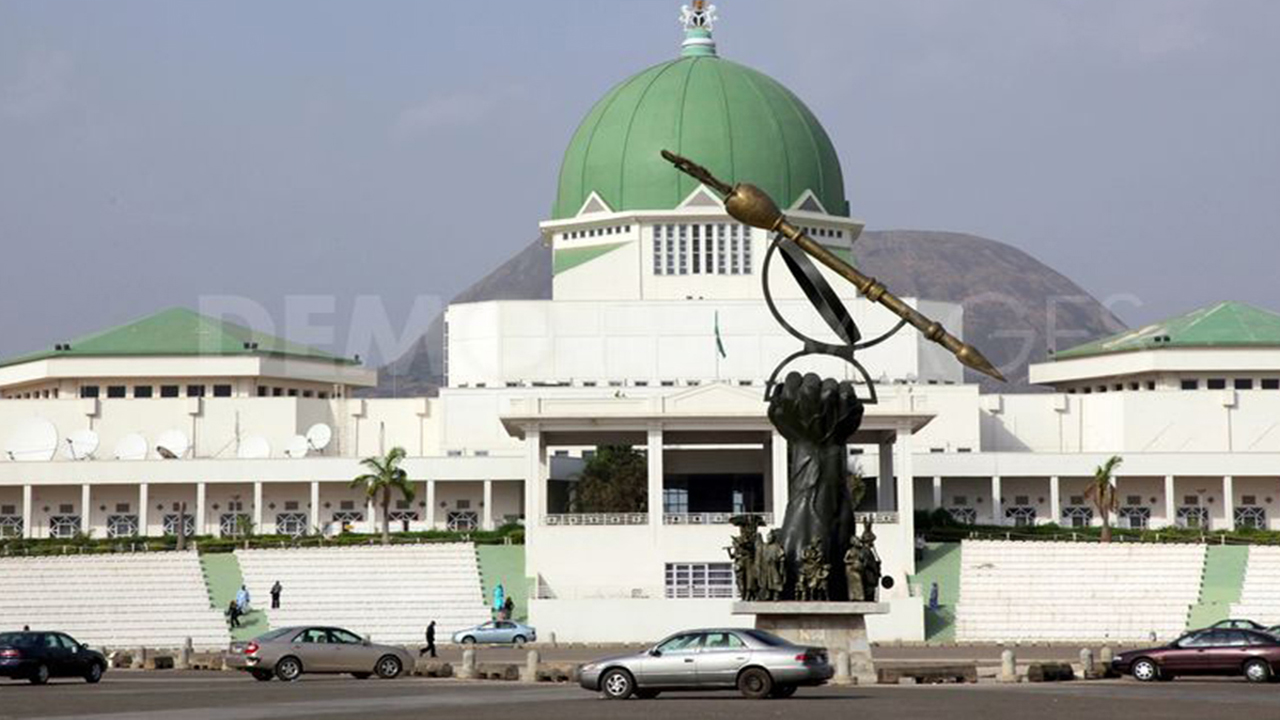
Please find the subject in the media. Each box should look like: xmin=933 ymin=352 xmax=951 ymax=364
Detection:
xmin=39 ymin=633 xmax=72 ymax=677
xmin=695 ymin=631 xmax=750 ymax=687
xmin=328 ymin=628 xmax=376 ymax=672
xmin=1209 ymin=630 xmax=1254 ymax=674
xmin=293 ymin=627 xmax=338 ymax=672
xmin=1161 ymin=631 xmax=1213 ymax=674
xmin=639 ymin=633 xmax=704 ymax=686
xmin=473 ymin=622 xmax=496 ymax=642
xmin=55 ymin=634 xmax=89 ymax=676
xmin=494 ymin=622 xmax=517 ymax=643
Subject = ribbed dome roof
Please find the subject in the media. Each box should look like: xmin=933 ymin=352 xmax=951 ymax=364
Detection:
xmin=553 ymin=51 xmax=847 ymax=220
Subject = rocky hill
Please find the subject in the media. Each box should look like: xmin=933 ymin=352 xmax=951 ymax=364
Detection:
xmin=373 ymin=230 xmax=1125 ymax=396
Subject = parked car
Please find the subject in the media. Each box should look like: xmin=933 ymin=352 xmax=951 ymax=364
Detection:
xmin=452 ymin=620 xmax=536 ymax=645
xmin=1267 ymin=625 xmax=1280 ymax=638
xmin=1209 ymin=619 xmax=1269 ymax=631
xmin=0 ymin=630 xmax=106 ymax=685
xmin=1113 ymin=628 xmax=1280 ymax=683
xmin=226 ymin=626 xmax=413 ymax=682
xmin=578 ymin=628 xmax=832 ymax=700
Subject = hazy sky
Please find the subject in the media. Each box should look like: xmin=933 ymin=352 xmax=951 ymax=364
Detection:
xmin=1 ymin=0 xmax=1277 ymax=364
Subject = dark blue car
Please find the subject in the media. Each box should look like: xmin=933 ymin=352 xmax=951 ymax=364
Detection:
xmin=0 ymin=631 xmax=106 ymax=685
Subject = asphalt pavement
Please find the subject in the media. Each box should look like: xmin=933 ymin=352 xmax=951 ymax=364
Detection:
xmin=1 ymin=671 xmax=1277 ymax=720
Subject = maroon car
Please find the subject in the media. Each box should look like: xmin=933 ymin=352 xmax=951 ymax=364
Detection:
xmin=1113 ymin=628 xmax=1280 ymax=683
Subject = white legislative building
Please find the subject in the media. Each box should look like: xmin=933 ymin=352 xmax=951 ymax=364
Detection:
xmin=5 ymin=9 xmax=1280 ymax=643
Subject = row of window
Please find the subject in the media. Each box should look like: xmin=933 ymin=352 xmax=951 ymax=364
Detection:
xmin=653 ymin=223 xmax=752 ymax=276
xmin=561 ymin=225 xmax=631 ymax=241
xmin=798 ymin=226 xmax=846 ymax=240
xmin=70 ymin=384 xmax=335 ymax=399
xmin=1067 ymin=378 xmax=1280 ymax=394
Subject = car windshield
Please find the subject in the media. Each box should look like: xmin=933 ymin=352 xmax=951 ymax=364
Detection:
xmin=254 ymin=628 xmax=296 ymax=642
xmin=740 ymin=629 xmax=792 ymax=647
xmin=0 ymin=632 xmax=37 ymax=648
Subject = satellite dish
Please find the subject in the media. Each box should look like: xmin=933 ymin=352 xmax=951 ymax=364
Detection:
xmin=237 ymin=435 xmax=271 ymax=460
xmin=305 ymin=423 xmax=333 ymax=452
xmin=5 ymin=418 xmax=58 ymax=462
xmin=114 ymin=433 xmax=149 ymax=461
xmin=155 ymin=429 xmax=190 ymax=459
xmin=61 ymin=429 xmax=100 ymax=461
xmin=284 ymin=435 xmax=309 ymax=459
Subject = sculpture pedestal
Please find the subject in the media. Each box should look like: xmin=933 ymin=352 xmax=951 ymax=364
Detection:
xmin=732 ymin=602 xmax=888 ymax=686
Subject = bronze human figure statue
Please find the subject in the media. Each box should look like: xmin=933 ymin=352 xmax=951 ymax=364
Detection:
xmin=769 ymin=371 xmax=863 ymax=601
xmin=844 ymin=534 xmax=866 ymax=602
xmin=797 ymin=539 xmax=830 ymax=601
xmin=756 ymin=529 xmax=786 ymax=601
xmin=728 ymin=516 xmax=763 ymax=600
xmin=859 ymin=518 xmax=883 ymax=602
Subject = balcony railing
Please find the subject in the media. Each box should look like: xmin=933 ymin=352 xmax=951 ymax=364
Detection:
xmin=663 ymin=512 xmax=774 ymax=525
xmin=543 ymin=513 xmax=647 ymax=526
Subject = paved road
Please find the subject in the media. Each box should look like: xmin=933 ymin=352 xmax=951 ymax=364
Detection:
xmin=1 ymin=672 xmax=1278 ymax=720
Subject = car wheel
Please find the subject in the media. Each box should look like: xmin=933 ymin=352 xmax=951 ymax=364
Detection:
xmin=376 ymin=655 xmax=403 ymax=679
xmin=351 ymin=672 xmax=372 ymax=680
xmin=461 ymin=636 xmax=476 ymax=645
xmin=275 ymin=656 xmax=303 ymax=682
xmin=737 ymin=667 xmax=773 ymax=699
xmin=84 ymin=662 xmax=103 ymax=684
xmin=769 ymin=684 xmax=797 ymax=698
xmin=1244 ymin=659 xmax=1271 ymax=683
xmin=1131 ymin=658 xmax=1159 ymax=682
xmin=29 ymin=663 xmax=49 ymax=685
xmin=634 ymin=688 xmax=661 ymax=699
xmin=600 ymin=668 xmax=635 ymax=700
xmin=512 ymin=635 xmax=527 ymax=646
xmin=251 ymin=670 xmax=274 ymax=682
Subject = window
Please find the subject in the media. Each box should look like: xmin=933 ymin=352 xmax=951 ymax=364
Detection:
xmin=1126 ymin=495 xmax=1142 ymax=506
xmin=257 ymin=387 xmax=268 ymax=397
xmin=665 ymin=563 xmax=734 ymax=599
xmin=329 ymin=628 xmax=362 ymax=644
xmin=80 ymin=385 xmax=99 ymax=398
xmin=115 ymin=503 xmax=130 ymax=513
xmin=1207 ymin=378 xmax=1226 ymax=390
xmin=186 ymin=385 xmax=205 ymax=397
xmin=1128 ymin=382 xmax=1139 ymax=391
xmin=213 ymin=384 xmax=232 ymax=397
xmin=1235 ymin=378 xmax=1254 ymax=390
xmin=678 ymin=225 xmax=688 ymax=275
xmin=272 ymin=387 xmax=283 ymax=397
xmin=703 ymin=632 xmax=745 ymax=650
xmin=297 ymin=629 xmax=330 ymax=644
xmin=284 ymin=501 xmax=299 ymax=511
xmin=340 ymin=500 xmax=355 ymax=510
xmin=107 ymin=386 xmax=126 ymax=398
xmin=59 ymin=504 xmax=74 ymax=514
xmin=952 ymin=496 xmax=968 ymax=506
xmin=1147 ymin=381 xmax=1156 ymax=390
xmin=160 ymin=385 xmax=179 ymax=398
xmin=664 ymin=487 xmax=689 ymax=514
xmin=1243 ymin=495 xmax=1258 ymax=506
xmin=1184 ymin=495 xmax=1199 ymax=506
xmin=456 ymin=499 xmax=471 ymax=510
xmin=1014 ymin=495 xmax=1029 ymax=506
xmin=134 ymin=386 xmax=153 ymax=398
xmin=1181 ymin=379 xmax=1198 ymax=391
xmin=287 ymin=389 xmax=298 ymax=397
xmin=1264 ymin=379 xmax=1280 ymax=390
xmin=302 ymin=390 xmax=313 ymax=398
xmin=1070 ymin=495 xmax=1084 ymax=506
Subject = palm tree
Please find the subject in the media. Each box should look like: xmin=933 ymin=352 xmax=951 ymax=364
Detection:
xmin=1084 ymin=455 xmax=1123 ymax=543
xmin=350 ymin=447 xmax=416 ymax=545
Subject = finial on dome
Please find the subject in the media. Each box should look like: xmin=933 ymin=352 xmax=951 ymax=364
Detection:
xmin=680 ymin=1 xmax=718 ymax=57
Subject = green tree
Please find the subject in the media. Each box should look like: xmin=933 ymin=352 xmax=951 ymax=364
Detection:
xmin=1085 ymin=455 xmax=1123 ymax=543
xmin=351 ymin=447 xmax=416 ymax=545
xmin=570 ymin=445 xmax=649 ymax=513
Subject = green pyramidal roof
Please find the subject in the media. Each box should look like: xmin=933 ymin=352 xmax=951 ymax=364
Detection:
xmin=0 ymin=307 xmax=358 ymax=368
xmin=553 ymin=54 xmax=847 ymax=220
xmin=1054 ymin=302 xmax=1280 ymax=360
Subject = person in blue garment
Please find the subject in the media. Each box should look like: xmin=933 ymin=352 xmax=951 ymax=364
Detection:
xmin=493 ymin=583 xmax=505 ymax=619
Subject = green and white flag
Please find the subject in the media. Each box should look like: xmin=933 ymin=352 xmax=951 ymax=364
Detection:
xmin=714 ymin=311 xmax=727 ymax=358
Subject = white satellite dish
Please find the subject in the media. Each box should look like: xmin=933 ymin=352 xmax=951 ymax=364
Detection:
xmin=155 ymin=429 xmax=190 ymax=459
xmin=284 ymin=435 xmax=309 ymax=459
xmin=305 ymin=423 xmax=333 ymax=452
xmin=5 ymin=418 xmax=58 ymax=462
xmin=61 ymin=429 xmax=100 ymax=461
xmin=237 ymin=435 xmax=271 ymax=460
xmin=114 ymin=433 xmax=149 ymax=461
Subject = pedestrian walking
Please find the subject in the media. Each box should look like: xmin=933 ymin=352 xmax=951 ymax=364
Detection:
xmin=226 ymin=600 xmax=241 ymax=629
xmin=270 ymin=581 xmax=282 ymax=609
xmin=419 ymin=621 xmax=437 ymax=658
xmin=502 ymin=596 xmax=514 ymax=621
xmin=493 ymin=583 xmax=505 ymax=619
xmin=236 ymin=584 xmax=251 ymax=613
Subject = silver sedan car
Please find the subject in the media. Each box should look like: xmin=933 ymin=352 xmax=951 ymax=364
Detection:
xmin=579 ymin=628 xmax=832 ymax=699
xmin=452 ymin=620 xmax=537 ymax=645
xmin=226 ymin=626 xmax=413 ymax=682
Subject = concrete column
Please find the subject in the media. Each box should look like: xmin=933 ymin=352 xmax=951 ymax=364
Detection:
xmin=877 ymin=440 xmax=894 ymax=511
xmin=896 ymin=426 xmax=916 ymax=574
xmin=80 ymin=484 xmax=91 ymax=535
xmin=425 ymin=480 xmax=437 ymax=530
xmin=991 ymin=476 xmax=1002 ymax=526
xmin=523 ymin=428 xmax=544 ymax=529
xmin=1049 ymin=476 xmax=1061 ymax=526
xmin=22 ymin=484 xmax=33 ymax=539
xmin=138 ymin=483 xmax=149 ymax=538
xmin=309 ymin=481 xmax=320 ymax=533
xmin=253 ymin=481 xmax=264 ymax=534
xmin=931 ymin=476 xmax=943 ymax=511
xmin=647 ymin=426 xmax=664 ymax=531
xmin=1164 ymin=475 xmax=1176 ymax=529
xmin=196 ymin=482 xmax=207 ymax=537
xmin=482 ymin=480 xmax=494 ymax=531
xmin=366 ymin=496 xmax=376 ymax=534
xmin=1223 ymin=475 xmax=1235 ymax=531
xmin=770 ymin=432 xmax=788 ymax=525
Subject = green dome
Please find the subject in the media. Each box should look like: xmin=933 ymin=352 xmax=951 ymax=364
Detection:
xmin=553 ymin=54 xmax=848 ymax=220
